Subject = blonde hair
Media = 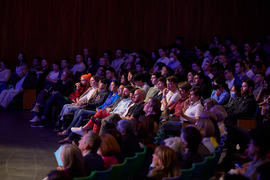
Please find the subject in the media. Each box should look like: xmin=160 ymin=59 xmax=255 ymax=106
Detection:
xmin=196 ymin=118 xmax=215 ymax=137
xmin=99 ymin=134 xmax=120 ymax=157
xmin=61 ymin=144 xmax=84 ymax=169
xmin=164 ymin=137 xmax=185 ymax=160
xmin=151 ymin=145 xmax=181 ymax=178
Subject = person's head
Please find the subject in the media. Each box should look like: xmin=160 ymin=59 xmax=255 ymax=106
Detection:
xmin=164 ymin=137 xmax=185 ymax=161
xmin=80 ymin=73 xmax=92 ymax=86
xmin=221 ymin=45 xmax=229 ymax=54
xmin=98 ymin=78 xmax=110 ymax=90
xmin=117 ymin=119 xmax=136 ymax=137
xmin=32 ymin=56 xmax=42 ymax=67
xmin=104 ymin=50 xmax=112 ymax=60
xmin=225 ymin=36 xmax=234 ymax=46
xmin=128 ymin=70 xmax=138 ymax=82
xmin=241 ymin=79 xmax=255 ymax=97
xmin=151 ymin=72 xmax=162 ymax=85
xmin=135 ymin=62 xmax=146 ymax=72
xmin=158 ymin=47 xmax=166 ymax=58
xmin=47 ymin=170 xmax=72 ymax=180
xmin=105 ymin=67 xmax=115 ymax=80
xmin=157 ymin=77 xmax=167 ymax=91
xmin=110 ymin=80 xmax=120 ymax=93
xmin=61 ymin=70 xmax=73 ymax=82
xmin=219 ymin=55 xmax=227 ymax=65
xmin=0 ymin=59 xmax=10 ymax=70
xmin=178 ymin=81 xmax=191 ymax=99
xmin=156 ymin=62 xmax=166 ymax=72
xmin=230 ymin=43 xmax=238 ymax=52
xmin=21 ymin=64 xmax=30 ymax=75
xmin=120 ymin=73 xmax=128 ymax=85
xmin=87 ymin=56 xmax=96 ymax=66
xmin=90 ymin=75 xmax=100 ymax=88
xmin=61 ymin=58 xmax=70 ymax=69
xmin=133 ymin=73 xmax=145 ymax=87
xmin=115 ymin=48 xmax=123 ymax=59
xmin=223 ymin=174 xmax=249 ymax=180
xmin=78 ymin=131 xmax=101 ymax=153
xmin=137 ymin=116 xmax=155 ymax=144
xmin=166 ymin=76 xmax=178 ymax=91
xmin=133 ymin=89 xmax=146 ymax=103
xmin=231 ymin=84 xmax=242 ymax=98
xmin=96 ymin=65 xmax=106 ymax=78
xmin=202 ymin=61 xmax=212 ymax=72
xmin=144 ymin=97 xmax=161 ymax=113
xmin=42 ymin=59 xmax=49 ymax=68
xmin=235 ymin=62 xmax=245 ymax=74
xmin=196 ymin=46 xmax=205 ymax=58
xmin=189 ymin=86 xmax=202 ymax=102
xmin=99 ymin=57 xmax=109 ymax=67
xmin=181 ymin=126 xmax=202 ymax=152
xmin=187 ymin=125 xmax=206 ymax=140
xmin=255 ymin=53 xmax=265 ymax=62
xmin=210 ymin=105 xmax=227 ymax=122
xmin=122 ymin=85 xmax=133 ymax=98
xmin=203 ymin=98 xmax=218 ymax=111
xmin=152 ymin=145 xmax=181 ymax=177
xmin=126 ymin=54 xmax=136 ymax=64
xmin=212 ymin=35 xmax=221 ymax=44
xmin=224 ymin=66 xmax=234 ymax=80
xmin=61 ymin=144 xmax=84 ymax=169
xmin=76 ymin=54 xmax=83 ymax=63
xmin=247 ymin=127 xmax=270 ymax=158
xmin=257 ymin=162 xmax=270 ymax=180
xmin=17 ymin=52 xmax=27 ymax=66
xmin=254 ymin=72 xmax=265 ymax=85
xmin=193 ymin=73 xmax=204 ymax=86
xmin=98 ymin=134 xmax=121 ymax=157
xmin=169 ymin=51 xmax=178 ymax=61
xmin=212 ymin=63 xmax=224 ymax=77
xmin=251 ymin=61 xmax=262 ymax=74
xmin=52 ymin=61 xmax=60 ymax=71
xmin=187 ymin=70 xmax=197 ymax=83
xmin=212 ymin=76 xmax=228 ymax=91
xmin=244 ymin=43 xmax=251 ymax=52
xmin=196 ymin=118 xmax=216 ymax=138
xmin=117 ymin=84 xmax=125 ymax=97
xmin=176 ymin=36 xmax=185 ymax=45
xmin=192 ymin=61 xmax=201 ymax=72
xmin=161 ymin=66 xmax=174 ymax=77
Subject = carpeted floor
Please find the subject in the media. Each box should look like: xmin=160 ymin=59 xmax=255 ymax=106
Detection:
xmin=0 ymin=106 xmax=63 ymax=180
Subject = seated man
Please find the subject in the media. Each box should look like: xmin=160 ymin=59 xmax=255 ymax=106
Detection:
xmin=105 ymin=67 xmax=117 ymax=83
xmin=116 ymin=119 xmax=142 ymax=163
xmin=78 ymin=131 xmax=105 ymax=176
xmin=144 ymin=72 xmax=162 ymax=102
xmin=0 ymin=64 xmax=36 ymax=108
xmin=71 ymin=54 xmax=86 ymax=75
xmin=225 ymin=79 xmax=257 ymax=129
xmin=161 ymin=76 xmax=180 ymax=111
xmin=152 ymin=77 xmax=167 ymax=101
xmin=180 ymin=126 xmax=204 ymax=169
xmin=133 ymin=73 xmax=150 ymax=94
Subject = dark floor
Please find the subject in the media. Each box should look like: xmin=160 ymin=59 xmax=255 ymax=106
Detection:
xmin=0 ymin=106 xmax=63 ymax=180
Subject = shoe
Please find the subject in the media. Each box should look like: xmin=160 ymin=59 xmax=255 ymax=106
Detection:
xmin=71 ymin=127 xmax=87 ymax=136
xmin=31 ymin=118 xmax=45 ymax=127
xmin=29 ymin=116 xmax=40 ymax=123
xmin=58 ymin=138 xmax=72 ymax=144
xmin=30 ymin=106 xmax=39 ymax=113
xmin=57 ymin=131 xmax=69 ymax=137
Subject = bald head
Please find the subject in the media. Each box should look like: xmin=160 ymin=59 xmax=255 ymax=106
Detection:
xmin=134 ymin=89 xmax=146 ymax=103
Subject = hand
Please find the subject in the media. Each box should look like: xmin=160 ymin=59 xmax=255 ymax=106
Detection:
xmin=261 ymin=107 xmax=267 ymax=116
xmin=77 ymin=102 xmax=84 ymax=107
xmin=215 ymin=90 xmax=221 ymax=97
xmin=175 ymin=68 xmax=180 ymax=75
xmin=57 ymin=166 xmax=65 ymax=171
xmin=178 ymin=109 xmax=185 ymax=117
xmin=235 ymin=166 xmax=246 ymax=175
xmin=75 ymin=82 xmax=80 ymax=89
xmin=163 ymin=88 xmax=169 ymax=96
xmin=96 ymin=108 xmax=98 ymax=111
xmin=106 ymin=107 xmax=113 ymax=112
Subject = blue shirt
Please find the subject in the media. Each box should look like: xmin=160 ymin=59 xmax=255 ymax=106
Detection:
xmin=210 ymin=90 xmax=230 ymax=105
xmin=112 ymin=98 xmax=132 ymax=115
xmin=97 ymin=92 xmax=120 ymax=111
xmin=234 ymin=73 xmax=249 ymax=85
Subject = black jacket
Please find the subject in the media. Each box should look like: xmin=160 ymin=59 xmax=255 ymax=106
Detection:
xmin=84 ymin=89 xmax=111 ymax=108
xmin=11 ymin=72 xmax=36 ymax=90
xmin=84 ymin=153 xmax=105 ymax=176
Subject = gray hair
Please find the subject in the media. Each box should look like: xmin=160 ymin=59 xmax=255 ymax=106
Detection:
xmin=210 ymin=105 xmax=227 ymax=122
xmin=117 ymin=119 xmax=136 ymax=136
xmin=164 ymin=137 xmax=185 ymax=160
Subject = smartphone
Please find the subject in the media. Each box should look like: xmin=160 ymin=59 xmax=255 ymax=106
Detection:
xmin=235 ymin=163 xmax=242 ymax=168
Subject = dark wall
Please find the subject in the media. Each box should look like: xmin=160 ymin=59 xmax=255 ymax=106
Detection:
xmin=1 ymin=0 xmax=269 ymax=70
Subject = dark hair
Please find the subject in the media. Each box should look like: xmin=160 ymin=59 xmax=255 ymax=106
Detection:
xmin=225 ymin=36 xmax=234 ymax=44
xmin=248 ymin=127 xmax=270 ymax=155
xmin=243 ymin=79 xmax=255 ymax=91
xmin=152 ymin=72 xmax=162 ymax=79
xmin=98 ymin=65 xmax=107 ymax=74
xmin=212 ymin=63 xmax=224 ymax=72
xmin=162 ymin=66 xmax=175 ymax=77
xmin=124 ymin=85 xmax=134 ymax=92
xmin=100 ymin=78 xmax=110 ymax=89
xmin=252 ymin=61 xmax=262 ymax=70
xmin=87 ymin=56 xmax=96 ymax=65
xmin=233 ymin=84 xmax=242 ymax=97
xmin=212 ymin=35 xmax=221 ymax=44
xmin=214 ymin=76 xmax=230 ymax=93
xmin=257 ymin=162 xmax=270 ymax=180
xmin=156 ymin=62 xmax=166 ymax=71
xmin=171 ymin=43 xmax=181 ymax=51
xmin=47 ymin=170 xmax=72 ymax=180
xmin=187 ymin=70 xmax=197 ymax=76
xmin=104 ymin=50 xmax=112 ymax=56
xmin=62 ymin=57 xmax=70 ymax=64
xmin=255 ymin=72 xmax=266 ymax=78
xmin=17 ymin=52 xmax=27 ymax=66
xmin=92 ymin=75 xmax=100 ymax=84
xmin=190 ymin=86 xmax=203 ymax=99
xmin=178 ymin=81 xmax=192 ymax=92
xmin=224 ymin=66 xmax=234 ymax=74
xmin=181 ymin=127 xmax=202 ymax=152
xmin=230 ymin=42 xmax=238 ymax=47
xmin=1 ymin=59 xmax=10 ymax=69
xmin=53 ymin=60 xmax=61 ymax=67
xmin=166 ymin=76 xmax=179 ymax=84
xmin=158 ymin=47 xmax=166 ymax=52
xmin=236 ymin=61 xmax=245 ymax=69
xmin=76 ymin=53 xmax=83 ymax=58
xmin=106 ymin=67 xmax=115 ymax=74
xmin=158 ymin=77 xmax=167 ymax=86
xmin=112 ymin=80 xmax=120 ymax=87
xmin=33 ymin=56 xmax=42 ymax=62
xmin=176 ymin=36 xmax=185 ymax=43
xmin=133 ymin=73 xmax=145 ymax=82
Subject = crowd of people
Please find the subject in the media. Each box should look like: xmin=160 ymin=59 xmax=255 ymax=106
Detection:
xmin=1 ymin=34 xmax=270 ymax=180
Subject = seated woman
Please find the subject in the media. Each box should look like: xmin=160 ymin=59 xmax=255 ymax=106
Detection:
xmin=257 ymin=75 xmax=270 ymax=106
xmin=161 ymin=66 xmax=174 ymax=78
xmin=148 ymin=145 xmax=181 ymax=180
xmin=85 ymin=56 xmax=97 ymax=75
xmin=164 ymin=137 xmax=186 ymax=163
xmin=210 ymin=77 xmax=230 ymax=105
xmin=36 ymin=59 xmax=51 ymax=94
xmin=98 ymin=134 xmax=121 ymax=169
xmin=223 ymin=84 xmax=242 ymax=110
xmin=0 ymin=59 xmax=12 ymax=93
xmin=44 ymin=61 xmax=61 ymax=84
xmin=30 ymin=72 xmax=91 ymax=123
xmin=56 ymin=144 xmax=86 ymax=178
xmin=15 ymin=52 xmax=27 ymax=76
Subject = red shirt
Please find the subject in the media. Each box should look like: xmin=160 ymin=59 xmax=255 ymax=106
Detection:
xmin=169 ymin=96 xmax=188 ymax=117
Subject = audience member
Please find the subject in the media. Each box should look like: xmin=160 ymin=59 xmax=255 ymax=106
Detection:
xmin=161 ymin=76 xmax=180 ymax=111
xmin=106 ymin=67 xmax=117 ymax=83
xmin=174 ymin=64 xmax=187 ymax=82
xmin=224 ymin=66 xmax=235 ymax=90
xmin=234 ymin=62 xmax=249 ymax=85
xmin=30 ymin=56 xmax=42 ymax=72
xmin=16 ymin=52 xmax=27 ymax=76
xmin=45 ymin=61 xmax=61 ymax=84
xmin=71 ymin=54 xmax=86 ymax=75
xmin=167 ymin=51 xmax=181 ymax=72
xmin=58 ymin=58 xmax=70 ymax=79
xmin=133 ymin=73 xmax=150 ymax=93
xmin=253 ymin=72 xmax=265 ymax=99
xmin=111 ymin=49 xmax=124 ymax=75
xmin=211 ymin=76 xmax=230 ymax=105
xmin=202 ymin=60 xmax=213 ymax=80
xmin=0 ymin=59 xmax=12 ymax=85
xmin=152 ymin=47 xmax=170 ymax=72
xmin=85 ymin=56 xmax=96 ymax=75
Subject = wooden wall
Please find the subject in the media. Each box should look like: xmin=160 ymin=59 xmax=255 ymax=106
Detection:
xmin=1 ymin=0 xmax=269 ymax=70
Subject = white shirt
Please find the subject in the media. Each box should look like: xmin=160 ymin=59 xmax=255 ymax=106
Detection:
xmin=71 ymin=63 xmax=86 ymax=75
xmin=180 ymin=100 xmax=203 ymax=122
xmin=137 ymin=83 xmax=150 ymax=94
xmin=161 ymin=90 xmax=180 ymax=111
xmin=226 ymin=78 xmax=235 ymax=90
xmin=153 ymin=57 xmax=170 ymax=72
xmin=79 ymin=87 xmax=97 ymax=102
xmin=15 ymin=74 xmax=27 ymax=90
xmin=202 ymin=137 xmax=215 ymax=153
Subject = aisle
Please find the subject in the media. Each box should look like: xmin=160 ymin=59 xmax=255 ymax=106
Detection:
xmin=0 ymin=108 xmax=62 ymax=180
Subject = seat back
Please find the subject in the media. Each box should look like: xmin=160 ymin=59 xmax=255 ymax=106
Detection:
xmin=120 ymin=155 xmax=138 ymax=180
xmin=200 ymin=152 xmax=216 ymax=179
xmin=131 ymin=147 xmax=147 ymax=176
xmin=179 ymin=164 xmax=195 ymax=180
xmin=192 ymin=159 xmax=207 ymax=179
xmin=237 ymin=119 xmax=256 ymax=130
xmin=88 ymin=166 xmax=113 ymax=180
xmin=154 ymin=134 xmax=161 ymax=146
xmin=208 ymin=146 xmax=222 ymax=178
xmin=108 ymin=159 xmax=126 ymax=180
